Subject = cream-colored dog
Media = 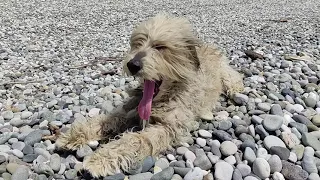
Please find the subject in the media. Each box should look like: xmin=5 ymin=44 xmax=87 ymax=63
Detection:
xmin=55 ymin=13 xmax=244 ymax=178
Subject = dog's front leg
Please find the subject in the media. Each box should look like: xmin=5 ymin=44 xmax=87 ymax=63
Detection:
xmin=55 ymin=110 xmax=131 ymax=151
xmin=82 ymin=107 xmax=197 ymax=177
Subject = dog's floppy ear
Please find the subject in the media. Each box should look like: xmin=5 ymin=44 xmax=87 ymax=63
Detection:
xmin=187 ymin=40 xmax=200 ymax=69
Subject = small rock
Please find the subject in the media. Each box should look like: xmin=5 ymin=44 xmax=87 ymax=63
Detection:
xmin=263 ymin=135 xmax=286 ymax=150
xmin=50 ymin=153 xmax=61 ymax=172
xmin=11 ymin=149 xmax=24 ymax=158
xmin=262 ymin=115 xmax=284 ymax=131
xmin=184 ymin=167 xmax=203 ymax=180
xmin=270 ymin=146 xmax=290 ymax=160
xmin=233 ymin=93 xmax=249 ymax=105
xmin=214 ymin=161 xmax=234 ymax=180
xmin=280 ymin=132 xmax=300 ymax=149
xmin=281 ymin=160 xmax=308 ymax=180
xmin=193 ymin=149 xmax=212 ymax=170
xmin=198 ymin=129 xmax=212 ymax=138
xmin=292 ymin=145 xmax=305 ymax=160
xmin=21 ymin=111 xmax=33 ymax=119
xmin=252 ymin=158 xmax=270 ymax=179
xmin=237 ymin=163 xmax=251 ymax=177
xmin=76 ymin=145 xmax=93 ymax=158
xmin=177 ymin=147 xmax=189 ymax=155
xmin=166 ymin=154 xmax=176 ymax=161
xmin=0 ymin=133 xmax=12 ymax=145
xmin=185 ymin=150 xmax=196 ymax=162
xmin=88 ymin=108 xmax=100 ymax=117
xmin=268 ymin=155 xmax=282 ymax=173
xmin=155 ymin=158 xmax=169 ymax=170
xmin=65 ymin=169 xmax=77 ymax=179
xmin=173 ymin=167 xmax=191 ymax=177
xmin=2 ymin=111 xmax=14 ymax=120
xmin=220 ymin=141 xmax=238 ymax=156
xmin=171 ymin=174 xmax=183 ymax=180
xmin=244 ymin=147 xmax=256 ymax=164
xmin=142 ymin=156 xmax=156 ymax=172
xmin=11 ymin=165 xmax=29 ymax=180
xmin=129 ymin=172 xmax=153 ymax=180
xmin=301 ymin=133 xmax=320 ymax=151
xmin=272 ymin=172 xmax=285 ymax=180
xmin=24 ymin=130 xmax=42 ymax=146
xmin=150 ymin=167 xmax=174 ymax=180
xmin=104 ymin=173 xmax=126 ymax=180
xmin=309 ymin=173 xmax=320 ymax=180
xmin=196 ymin=138 xmax=206 ymax=147
xmin=6 ymin=163 xmax=19 ymax=174
xmin=312 ymin=114 xmax=320 ymax=126
xmin=302 ymin=146 xmax=318 ymax=174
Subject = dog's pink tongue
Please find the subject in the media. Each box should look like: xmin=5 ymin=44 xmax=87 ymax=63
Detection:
xmin=138 ymin=80 xmax=155 ymax=120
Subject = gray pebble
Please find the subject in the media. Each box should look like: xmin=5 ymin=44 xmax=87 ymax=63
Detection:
xmin=65 ymin=169 xmax=77 ymax=179
xmin=11 ymin=165 xmax=29 ymax=180
xmin=270 ymin=146 xmax=290 ymax=160
xmin=155 ymin=158 xmax=169 ymax=170
xmin=214 ymin=161 xmax=234 ymax=180
xmin=50 ymin=153 xmax=61 ymax=172
xmin=237 ymin=163 xmax=251 ymax=177
xmin=268 ymin=155 xmax=282 ymax=173
xmin=220 ymin=141 xmax=238 ymax=156
xmin=76 ymin=144 xmax=93 ymax=158
xmin=302 ymin=146 xmax=318 ymax=174
xmin=252 ymin=158 xmax=270 ymax=179
xmin=193 ymin=149 xmax=212 ymax=170
xmin=24 ymin=130 xmax=43 ymax=146
xmin=262 ymin=115 xmax=284 ymax=131
xmin=12 ymin=142 xmax=25 ymax=151
xmin=151 ymin=167 xmax=174 ymax=180
xmin=244 ymin=147 xmax=256 ymax=164
xmin=129 ymin=172 xmax=153 ymax=180
xmin=281 ymin=160 xmax=308 ymax=180
xmin=184 ymin=167 xmax=203 ymax=180
xmin=263 ymin=135 xmax=286 ymax=150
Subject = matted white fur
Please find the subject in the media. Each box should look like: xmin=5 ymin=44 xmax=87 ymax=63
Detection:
xmin=55 ymin=13 xmax=244 ymax=178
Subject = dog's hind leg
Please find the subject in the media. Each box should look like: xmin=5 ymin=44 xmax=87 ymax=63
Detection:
xmin=220 ymin=61 xmax=244 ymax=96
xmin=82 ymin=124 xmax=174 ymax=177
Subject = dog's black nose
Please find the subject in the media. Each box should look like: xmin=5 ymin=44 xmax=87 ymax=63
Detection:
xmin=127 ymin=52 xmax=146 ymax=75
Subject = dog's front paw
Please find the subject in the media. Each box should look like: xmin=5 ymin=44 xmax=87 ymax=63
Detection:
xmin=83 ymin=150 xmax=122 ymax=177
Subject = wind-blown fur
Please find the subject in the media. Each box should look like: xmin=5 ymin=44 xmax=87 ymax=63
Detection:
xmin=55 ymin=13 xmax=244 ymax=178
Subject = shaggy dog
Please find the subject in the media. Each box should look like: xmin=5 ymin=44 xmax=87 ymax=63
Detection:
xmin=55 ymin=13 xmax=244 ymax=178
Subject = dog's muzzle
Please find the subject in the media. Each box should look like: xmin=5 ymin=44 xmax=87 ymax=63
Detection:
xmin=127 ymin=51 xmax=146 ymax=75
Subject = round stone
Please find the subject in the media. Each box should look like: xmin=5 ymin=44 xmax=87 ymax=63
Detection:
xmin=268 ymin=155 xmax=282 ymax=173
xmin=176 ymin=147 xmax=189 ymax=155
xmin=214 ymin=161 xmax=234 ymax=180
xmin=257 ymin=103 xmax=271 ymax=111
xmin=185 ymin=150 xmax=196 ymax=162
xmin=198 ymin=130 xmax=212 ymax=138
xmin=237 ymin=164 xmax=251 ymax=177
xmin=220 ymin=141 xmax=238 ymax=156
xmin=263 ymin=135 xmax=286 ymax=150
xmin=244 ymin=147 xmax=256 ymax=164
xmin=196 ymin=138 xmax=206 ymax=147
xmin=252 ymin=158 xmax=270 ymax=179
xmin=262 ymin=115 xmax=284 ymax=131
xmin=270 ymin=146 xmax=290 ymax=160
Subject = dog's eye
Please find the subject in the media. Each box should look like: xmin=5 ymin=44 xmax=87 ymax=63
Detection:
xmin=154 ymin=46 xmax=166 ymax=51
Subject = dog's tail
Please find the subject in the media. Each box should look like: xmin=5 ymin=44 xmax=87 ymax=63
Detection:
xmin=220 ymin=61 xmax=244 ymax=97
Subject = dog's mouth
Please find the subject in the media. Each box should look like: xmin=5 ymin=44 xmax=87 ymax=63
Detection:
xmin=137 ymin=80 xmax=162 ymax=120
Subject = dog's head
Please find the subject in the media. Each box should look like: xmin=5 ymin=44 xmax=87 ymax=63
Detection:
xmin=123 ymin=13 xmax=200 ymax=83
